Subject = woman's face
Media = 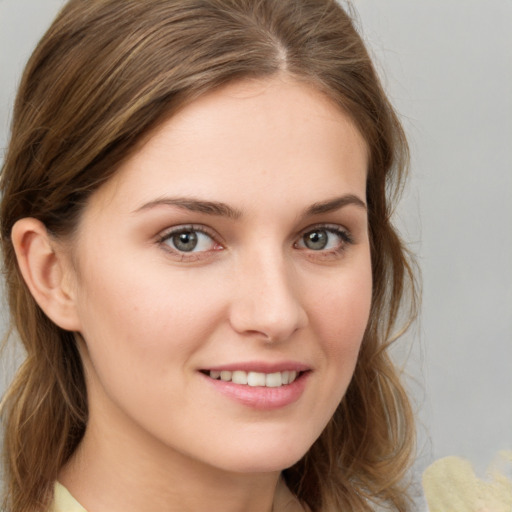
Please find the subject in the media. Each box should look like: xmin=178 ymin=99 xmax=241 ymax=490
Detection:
xmin=68 ymin=76 xmax=372 ymax=474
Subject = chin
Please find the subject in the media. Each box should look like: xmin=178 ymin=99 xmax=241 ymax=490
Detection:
xmin=205 ymin=434 xmax=315 ymax=475
xmin=219 ymin=455 xmax=304 ymax=475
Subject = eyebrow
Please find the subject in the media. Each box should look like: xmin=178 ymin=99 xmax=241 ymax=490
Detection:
xmin=134 ymin=193 xmax=366 ymax=219
xmin=134 ymin=197 xmax=243 ymax=219
xmin=303 ymin=194 xmax=367 ymax=217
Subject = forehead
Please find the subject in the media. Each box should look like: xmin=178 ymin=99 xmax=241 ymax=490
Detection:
xmin=84 ymin=76 xmax=368 ymax=217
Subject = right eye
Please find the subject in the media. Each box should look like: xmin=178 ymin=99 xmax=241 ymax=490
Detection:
xmin=158 ymin=226 xmax=220 ymax=254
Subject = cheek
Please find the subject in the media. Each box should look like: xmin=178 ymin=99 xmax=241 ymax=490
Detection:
xmin=73 ymin=264 xmax=231 ymax=440
xmin=289 ymin=263 xmax=372 ymax=451
xmin=313 ymin=266 xmax=372 ymax=348
xmin=73 ymin=256 xmax=226 ymax=383
xmin=307 ymin=260 xmax=373 ymax=400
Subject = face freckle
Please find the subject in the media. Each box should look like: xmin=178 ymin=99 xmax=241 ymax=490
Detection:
xmin=70 ymin=76 xmax=372 ymax=476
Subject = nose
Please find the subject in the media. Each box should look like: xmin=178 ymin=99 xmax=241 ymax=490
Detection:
xmin=228 ymin=249 xmax=308 ymax=343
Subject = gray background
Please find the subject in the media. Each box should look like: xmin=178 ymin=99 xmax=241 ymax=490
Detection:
xmin=1 ymin=0 xmax=511 ymax=503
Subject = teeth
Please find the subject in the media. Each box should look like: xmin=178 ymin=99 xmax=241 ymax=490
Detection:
xmin=220 ymin=371 xmax=232 ymax=381
xmin=232 ymin=370 xmax=248 ymax=385
xmin=208 ymin=370 xmax=300 ymax=387
xmin=247 ymin=371 xmax=266 ymax=387
xmin=265 ymin=372 xmax=282 ymax=387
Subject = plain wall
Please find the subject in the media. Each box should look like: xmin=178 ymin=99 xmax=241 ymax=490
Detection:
xmin=355 ymin=0 xmax=512 ymax=477
xmin=1 ymin=0 xmax=511 ymax=502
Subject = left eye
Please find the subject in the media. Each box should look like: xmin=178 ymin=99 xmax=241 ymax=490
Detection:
xmin=162 ymin=228 xmax=216 ymax=253
xmin=296 ymin=228 xmax=348 ymax=251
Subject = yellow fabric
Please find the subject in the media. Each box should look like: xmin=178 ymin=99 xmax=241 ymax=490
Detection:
xmin=51 ymin=482 xmax=87 ymax=512
xmin=422 ymin=451 xmax=512 ymax=512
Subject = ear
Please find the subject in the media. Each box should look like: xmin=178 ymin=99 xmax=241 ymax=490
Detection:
xmin=11 ymin=218 xmax=82 ymax=332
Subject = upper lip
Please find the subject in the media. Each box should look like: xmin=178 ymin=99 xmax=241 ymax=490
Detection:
xmin=201 ymin=361 xmax=311 ymax=373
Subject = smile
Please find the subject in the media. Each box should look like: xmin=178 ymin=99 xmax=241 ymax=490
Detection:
xmin=201 ymin=367 xmax=309 ymax=410
xmin=207 ymin=370 xmax=299 ymax=388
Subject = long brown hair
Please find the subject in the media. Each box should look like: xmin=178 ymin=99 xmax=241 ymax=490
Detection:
xmin=1 ymin=1 xmax=418 ymax=511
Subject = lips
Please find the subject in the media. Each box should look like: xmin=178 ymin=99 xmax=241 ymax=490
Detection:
xmin=199 ymin=363 xmax=310 ymax=410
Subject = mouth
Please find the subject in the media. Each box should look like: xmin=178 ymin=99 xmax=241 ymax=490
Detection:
xmin=201 ymin=369 xmax=303 ymax=388
xmin=199 ymin=366 xmax=310 ymax=409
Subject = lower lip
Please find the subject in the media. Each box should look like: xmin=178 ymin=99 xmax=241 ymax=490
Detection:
xmin=200 ymin=372 xmax=309 ymax=410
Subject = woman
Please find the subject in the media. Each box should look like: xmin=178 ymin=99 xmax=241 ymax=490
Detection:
xmin=0 ymin=0 xmax=417 ymax=511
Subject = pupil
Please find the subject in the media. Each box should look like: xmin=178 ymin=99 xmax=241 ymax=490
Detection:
xmin=305 ymin=230 xmax=328 ymax=250
xmin=173 ymin=231 xmax=198 ymax=252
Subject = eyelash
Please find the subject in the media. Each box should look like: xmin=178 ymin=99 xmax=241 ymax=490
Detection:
xmin=156 ymin=223 xmax=354 ymax=261
xmin=157 ymin=224 xmax=221 ymax=261
xmin=294 ymin=225 xmax=354 ymax=256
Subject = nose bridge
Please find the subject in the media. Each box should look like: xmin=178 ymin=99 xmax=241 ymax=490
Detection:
xmin=229 ymin=244 xmax=307 ymax=341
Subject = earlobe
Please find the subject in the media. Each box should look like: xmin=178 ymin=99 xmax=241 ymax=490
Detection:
xmin=11 ymin=218 xmax=82 ymax=332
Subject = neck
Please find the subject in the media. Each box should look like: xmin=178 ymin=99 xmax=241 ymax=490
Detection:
xmin=59 ymin=413 xmax=282 ymax=512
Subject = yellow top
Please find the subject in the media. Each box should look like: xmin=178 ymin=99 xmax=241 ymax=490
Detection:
xmin=50 ymin=483 xmax=87 ymax=512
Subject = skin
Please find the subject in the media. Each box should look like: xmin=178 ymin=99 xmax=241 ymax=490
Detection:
xmin=14 ymin=76 xmax=372 ymax=512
